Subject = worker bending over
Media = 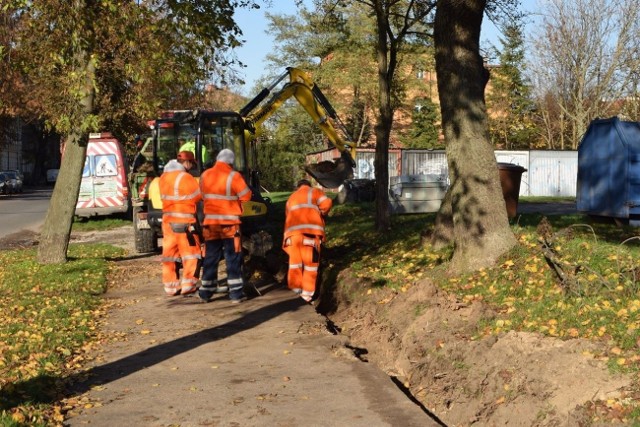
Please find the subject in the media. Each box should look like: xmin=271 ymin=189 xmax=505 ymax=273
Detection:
xmin=283 ymin=179 xmax=333 ymax=303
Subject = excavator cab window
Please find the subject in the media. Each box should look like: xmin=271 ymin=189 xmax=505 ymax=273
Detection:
xmin=200 ymin=114 xmax=246 ymax=173
xmin=153 ymin=121 xmax=178 ymax=173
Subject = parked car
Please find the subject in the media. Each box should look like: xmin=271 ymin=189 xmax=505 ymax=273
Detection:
xmin=1 ymin=170 xmax=22 ymax=193
xmin=46 ymin=169 xmax=59 ymax=184
xmin=0 ymin=172 xmax=9 ymax=195
xmin=7 ymin=169 xmax=24 ymax=182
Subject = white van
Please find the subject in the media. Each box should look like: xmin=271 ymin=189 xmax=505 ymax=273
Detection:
xmin=75 ymin=132 xmax=130 ymax=218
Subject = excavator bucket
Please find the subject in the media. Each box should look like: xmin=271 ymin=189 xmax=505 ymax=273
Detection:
xmin=304 ymin=155 xmax=354 ymax=189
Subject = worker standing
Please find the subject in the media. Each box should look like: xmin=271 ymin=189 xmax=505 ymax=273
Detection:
xmin=179 ymin=137 xmax=210 ymax=166
xmin=198 ymin=149 xmax=252 ymax=303
xmin=159 ymin=151 xmax=203 ymax=296
xmin=283 ymin=179 xmax=333 ymax=303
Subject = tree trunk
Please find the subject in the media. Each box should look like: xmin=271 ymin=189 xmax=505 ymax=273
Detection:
xmin=432 ymin=0 xmax=517 ymax=273
xmin=373 ymin=0 xmax=392 ymax=232
xmin=37 ymin=58 xmax=95 ymax=264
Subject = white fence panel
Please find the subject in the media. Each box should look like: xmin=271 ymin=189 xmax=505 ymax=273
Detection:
xmin=354 ymin=150 xmax=400 ymax=180
xmin=402 ymin=150 xmax=448 ymax=181
xmin=529 ymin=151 xmax=578 ymax=197
xmin=355 ymin=151 xmax=376 ymax=180
xmin=345 ymin=148 xmax=579 ymax=198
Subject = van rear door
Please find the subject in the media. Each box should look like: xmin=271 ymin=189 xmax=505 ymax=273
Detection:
xmin=76 ymin=134 xmax=130 ymax=217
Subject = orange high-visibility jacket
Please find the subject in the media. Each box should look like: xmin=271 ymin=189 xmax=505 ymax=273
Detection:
xmin=159 ymin=167 xmax=202 ymax=223
xmin=284 ymin=184 xmax=332 ymax=240
xmin=200 ymin=161 xmax=252 ymax=226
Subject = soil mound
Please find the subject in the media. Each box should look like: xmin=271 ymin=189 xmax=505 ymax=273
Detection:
xmin=328 ymin=274 xmax=632 ymax=426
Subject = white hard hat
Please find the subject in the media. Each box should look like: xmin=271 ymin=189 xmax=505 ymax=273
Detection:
xmin=217 ymin=148 xmax=235 ymax=164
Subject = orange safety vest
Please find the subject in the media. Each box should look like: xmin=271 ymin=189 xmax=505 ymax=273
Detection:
xmin=200 ymin=161 xmax=252 ymax=226
xmin=159 ymin=169 xmax=202 ymax=223
xmin=284 ymin=185 xmax=332 ymax=240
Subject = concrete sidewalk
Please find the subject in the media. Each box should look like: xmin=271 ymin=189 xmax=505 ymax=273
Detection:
xmin=64 ymin=259 xmax=440 ymax=427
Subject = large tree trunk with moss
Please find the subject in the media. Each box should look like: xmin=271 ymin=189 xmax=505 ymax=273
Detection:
xmin=432 ymin=0 xmax=517 ymax=272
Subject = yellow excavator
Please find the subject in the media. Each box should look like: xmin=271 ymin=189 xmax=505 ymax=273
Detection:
xmin=240 ymin=67 xmax=356 ymax=188
xmin=129 ymin=67 xmax=358 ymax=254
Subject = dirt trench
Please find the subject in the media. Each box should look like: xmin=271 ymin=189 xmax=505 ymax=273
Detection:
xmin=324 ymin=271 xmax=634 ymax=426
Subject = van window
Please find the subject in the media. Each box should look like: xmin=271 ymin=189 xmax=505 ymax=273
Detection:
xmin=82 ymin=157 xmax=91 ymax=178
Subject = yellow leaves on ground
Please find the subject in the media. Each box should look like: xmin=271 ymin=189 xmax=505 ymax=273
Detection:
xmin=502 ymin=259 xmax=515 ymax=269
xmin=435 ymin=229 xmax=640 ymax=366
xmin=0 ymin=244 xmax=122 ymax=425
xmin=355 ymin=242 xmax=442 ymax=291
xmin=567 ymin=328 xmax=580 ymax=338
xmin=377 ymin=294 xmax=395 ymax=304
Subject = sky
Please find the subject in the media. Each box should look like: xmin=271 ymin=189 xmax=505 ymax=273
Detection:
xmin=231 ymin=1 xmax=538 ymax=96
xmin=231 ymin=1 xmax=303 ymax=95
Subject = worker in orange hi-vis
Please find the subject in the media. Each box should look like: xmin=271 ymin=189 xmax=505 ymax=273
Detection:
xmin=283 ymin=179 xmax=333 ymax=303
xmin=159 ymin=151 xmax=203 ymax=296
xmin=198 ymin=149 xmax=252 ymax=303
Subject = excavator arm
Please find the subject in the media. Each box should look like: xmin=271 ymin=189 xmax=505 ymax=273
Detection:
xmin=240 ymin=67 xmax=356 ymax=188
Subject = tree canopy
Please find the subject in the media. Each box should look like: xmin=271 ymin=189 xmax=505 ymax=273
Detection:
xmin=1 ymin=0 xmax=259 ymax=263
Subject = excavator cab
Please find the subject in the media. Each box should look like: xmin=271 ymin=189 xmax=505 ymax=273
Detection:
xmin=151 ymin=110 xmax=244 ymax=176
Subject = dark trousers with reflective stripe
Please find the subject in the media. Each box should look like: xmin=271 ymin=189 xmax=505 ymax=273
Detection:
xmin=202 ymin=232 xmax=244 ymax=299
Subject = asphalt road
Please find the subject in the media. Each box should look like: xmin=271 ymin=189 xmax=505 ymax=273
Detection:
xmin=0 ymin=187 xmax=52 ymax=239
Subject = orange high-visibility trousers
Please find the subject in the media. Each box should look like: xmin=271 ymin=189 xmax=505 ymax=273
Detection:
xmin=283 ymin=234 xmax=321 ymax=301
xmin=161 ymin=222 xmax=202 ymax=296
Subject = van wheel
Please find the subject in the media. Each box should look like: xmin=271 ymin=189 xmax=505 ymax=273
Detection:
xmin=133 ymin=208 xmax=158 ymax=253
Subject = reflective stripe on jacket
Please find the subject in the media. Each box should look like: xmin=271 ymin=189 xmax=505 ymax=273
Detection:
xmin=200 ymin=161 xmax=252 ymax=226
xmin=284 ymin=184 xmax=332 ymax=240
xmin=159 ymin=169 xmax=202 ymax=223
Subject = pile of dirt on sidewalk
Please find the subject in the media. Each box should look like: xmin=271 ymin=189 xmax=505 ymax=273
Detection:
xmin=323 ymin=271 xmax=635 ymax=426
